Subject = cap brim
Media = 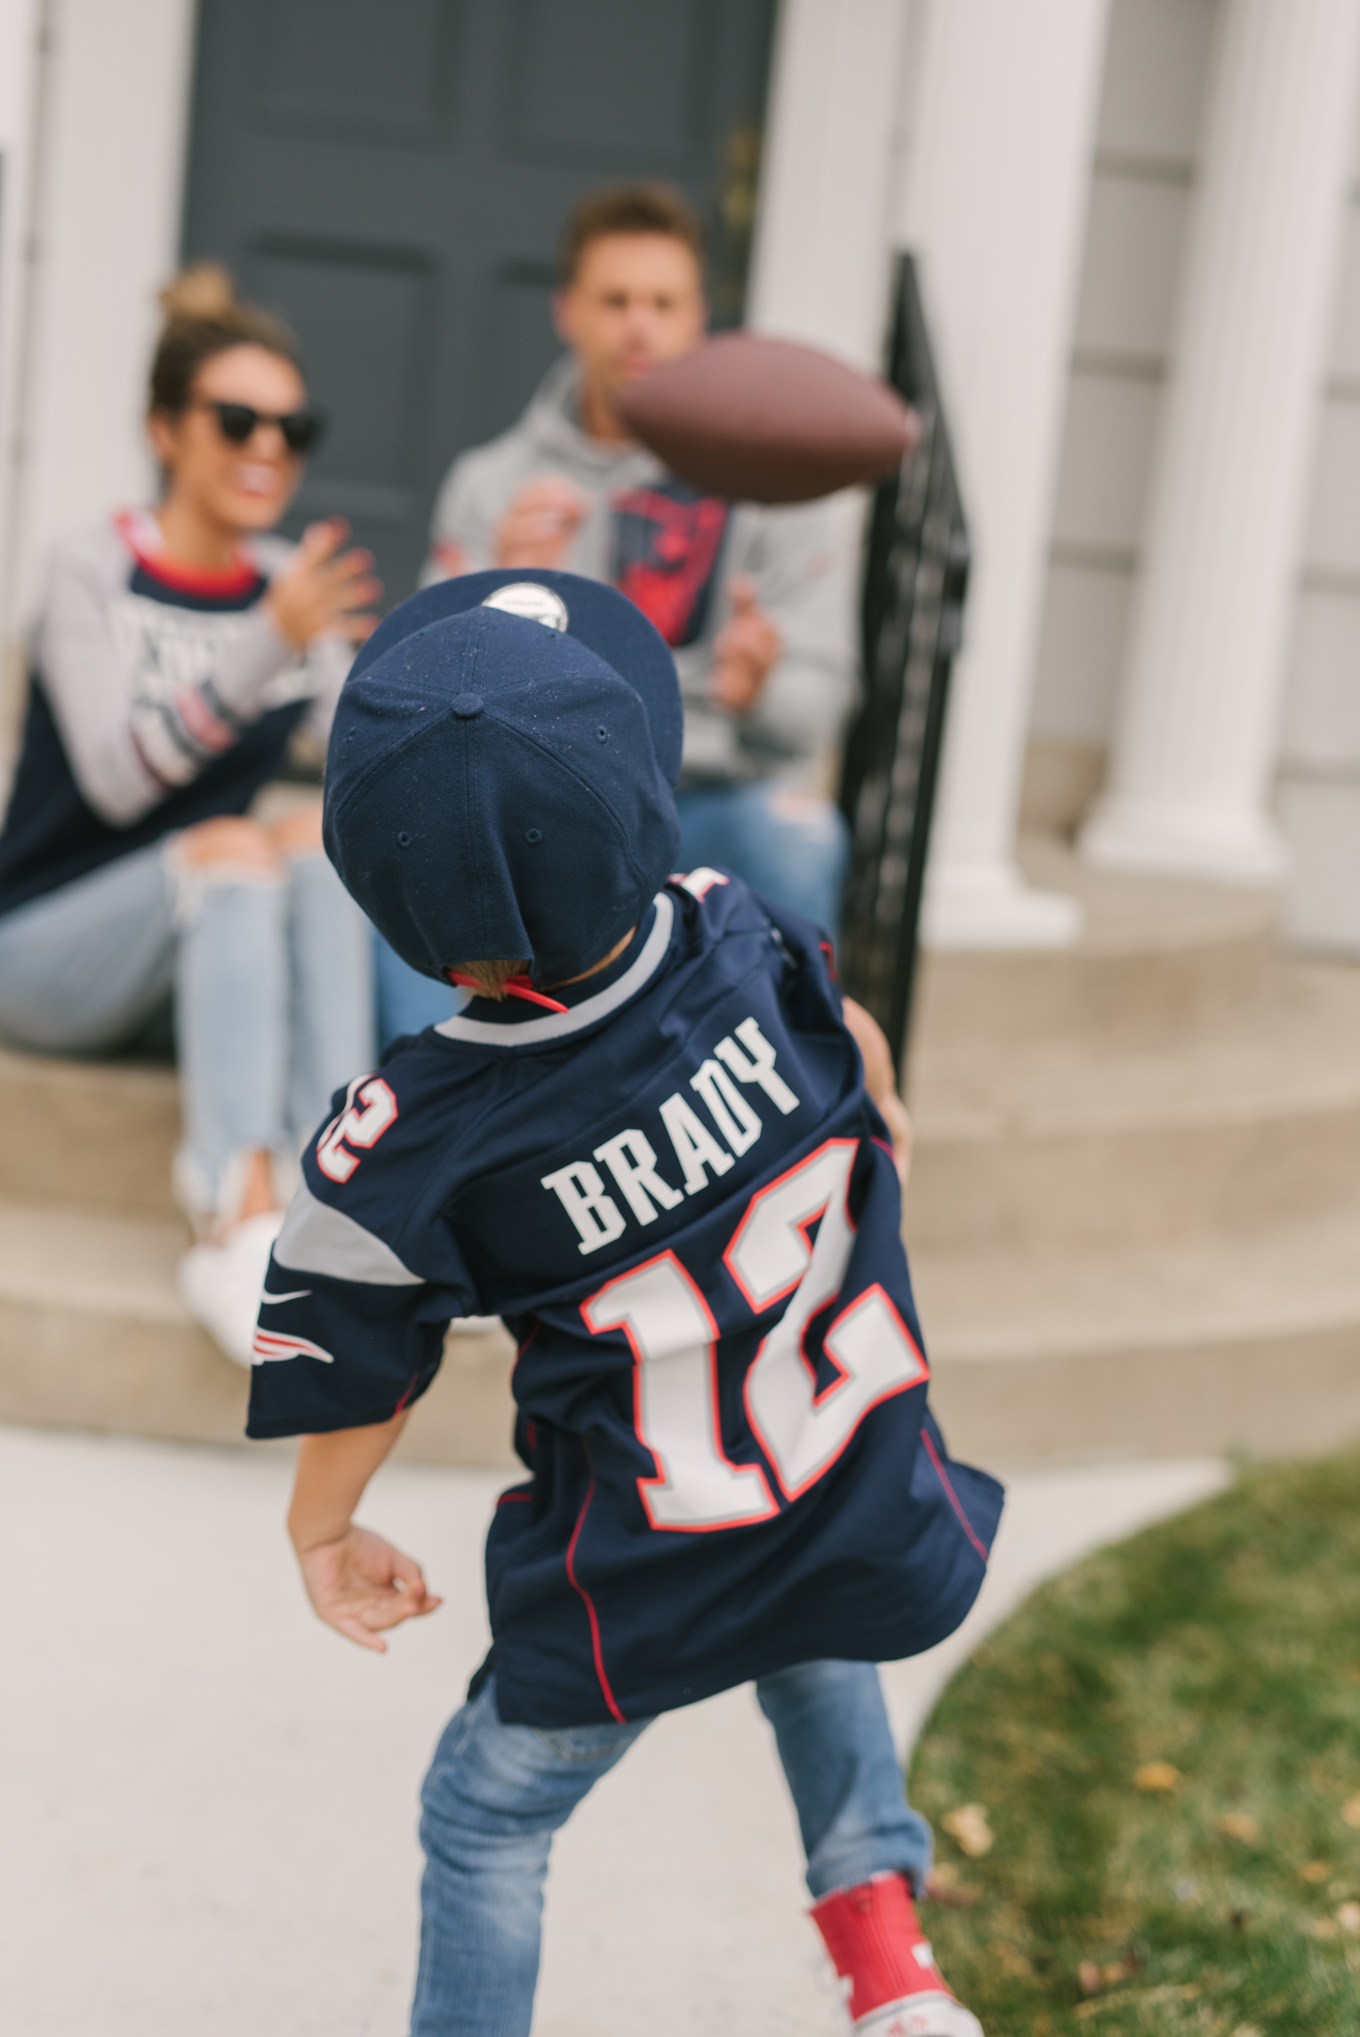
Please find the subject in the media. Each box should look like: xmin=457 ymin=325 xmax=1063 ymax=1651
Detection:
xmin=349 ymin=568 xmax=684 ymax=787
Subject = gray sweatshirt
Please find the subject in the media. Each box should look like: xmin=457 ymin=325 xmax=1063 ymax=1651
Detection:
xmin=425 ymin=356 xmax=856 ymax=786
xmin=0 ymin=512 xmax=347 ymax=917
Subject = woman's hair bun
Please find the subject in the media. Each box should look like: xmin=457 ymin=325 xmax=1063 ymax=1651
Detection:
xmin=148 ymin=264 xmax=301 ymax=416
xmin=158 ymin=262 xmax=238 ymax=326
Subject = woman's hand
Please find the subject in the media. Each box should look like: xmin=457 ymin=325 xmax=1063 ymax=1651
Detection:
xmin=492 ymin=477 xmax=590 ymax=570
xmin=266 ymin=517 xmax=382 ymax=649
xmin=294 ymin=1523 xmax=442 ymax=1653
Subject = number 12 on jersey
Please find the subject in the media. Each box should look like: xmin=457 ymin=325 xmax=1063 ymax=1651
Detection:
xmin=582 ymin=1139 xmax=927 ymax=1532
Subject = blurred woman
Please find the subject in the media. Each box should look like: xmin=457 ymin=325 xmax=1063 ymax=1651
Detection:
xmin=0 ymin=266 xmax=379 ymax=1363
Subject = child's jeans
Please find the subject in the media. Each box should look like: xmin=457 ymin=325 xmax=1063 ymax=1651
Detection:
xmin=412 ymin=1659 xmax=930 ymax=2037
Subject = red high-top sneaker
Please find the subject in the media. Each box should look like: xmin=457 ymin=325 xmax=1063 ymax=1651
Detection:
xmin=811 ymin=1873 xmax=984 ymax=2036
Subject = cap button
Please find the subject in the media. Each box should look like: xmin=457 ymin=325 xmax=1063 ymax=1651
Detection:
xmin=452 ymin=692 xmax=484 ymax=718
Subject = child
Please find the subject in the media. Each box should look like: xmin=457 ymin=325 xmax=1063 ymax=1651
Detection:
xmin=247 ymin=570 xmax=1003 ymax=2037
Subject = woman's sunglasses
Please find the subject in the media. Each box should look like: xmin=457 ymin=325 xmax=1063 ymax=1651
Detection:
xmin=194 ymin=399 xmax=328 ymax=455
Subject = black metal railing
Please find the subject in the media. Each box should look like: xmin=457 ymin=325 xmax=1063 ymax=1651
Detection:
xmin=838 ymin=254 xmax=970 ymax=1079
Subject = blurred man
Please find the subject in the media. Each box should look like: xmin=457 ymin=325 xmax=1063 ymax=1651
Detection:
xmin=423 ymin=184 xmax=854 ymax=933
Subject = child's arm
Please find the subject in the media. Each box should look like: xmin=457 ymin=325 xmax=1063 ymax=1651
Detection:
xmin=287 ymin=1413 xmax=442 ymax=1653
xmin=842 ymin=997 xmax=913 ymax=1190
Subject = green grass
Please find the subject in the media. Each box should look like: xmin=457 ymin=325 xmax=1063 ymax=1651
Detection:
xmin=909 ymin=1449 xmax=1360 ymax=2035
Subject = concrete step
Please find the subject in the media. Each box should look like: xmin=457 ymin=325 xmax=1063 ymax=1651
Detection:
xmin=0 ymin=1200 xmax=517 ymax=1469
xmin=0 ymin=1046 xmax=180 ymax=1219
xmin=0 ymin=840 xmax=1280 ymax=1228
xmin=7 ymin=953 xmax=1353 ymax=1267
xmin=3 ymin=1195 xmax=1357 ymax=1470
xmin=914 ymin=1194 xmax=1360 ymax=1464
xmin=905 ymin=958 xmax=1360 ymax=1253
xmin=0 ymin=831 xmax=1294 ymax=1230
xmin=912 ymin=834 xmax=1279 ymax=1052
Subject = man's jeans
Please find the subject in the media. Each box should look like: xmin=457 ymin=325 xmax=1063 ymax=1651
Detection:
xmin=412 ymin=1660 xmax=931 ymax=2037
xmin=675 ymin=781 xmax=850 ymax=938
xmin=0 ymin=838 xmax=373 ymax=1218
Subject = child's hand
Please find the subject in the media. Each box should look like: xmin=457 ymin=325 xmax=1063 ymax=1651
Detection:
xmin=841 ymin=995 xmax=913 ymax=1191
xmin=295 ymin=1525 xmax=442 ymax=1653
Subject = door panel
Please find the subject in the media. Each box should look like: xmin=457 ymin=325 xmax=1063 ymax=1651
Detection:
xmin=251 ymin=0 xmax=459 ymax=145
xmin=504 ymin=0 xmax=715 ymax=166
xmin=181 ymin=0 xmax=776 ymax=603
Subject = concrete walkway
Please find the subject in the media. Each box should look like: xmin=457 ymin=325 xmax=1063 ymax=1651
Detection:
xmin=1 ymin=1426 xmax=1225 ymax=2036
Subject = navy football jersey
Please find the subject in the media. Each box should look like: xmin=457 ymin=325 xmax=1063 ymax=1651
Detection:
xmin=247 ymin=873 xmax=1003 ymax=1726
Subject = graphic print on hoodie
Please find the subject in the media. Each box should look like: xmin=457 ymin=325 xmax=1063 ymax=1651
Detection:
xmin=610 ymin=480 xmax=731 ymax=649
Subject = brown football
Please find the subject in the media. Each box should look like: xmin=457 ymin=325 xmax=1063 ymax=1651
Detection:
xmin=617 ymin=332 xmax=920 ymax=504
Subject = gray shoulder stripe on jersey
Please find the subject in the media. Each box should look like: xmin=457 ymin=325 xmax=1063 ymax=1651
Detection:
xmin=273 ymin=1178 xmax=423 ymax=1286
xmin=434 ymin=890 xmax=675 ymax=1048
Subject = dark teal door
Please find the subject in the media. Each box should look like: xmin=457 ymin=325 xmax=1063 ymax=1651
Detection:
xmin=180 ymin=0 xmax=777 ymax=603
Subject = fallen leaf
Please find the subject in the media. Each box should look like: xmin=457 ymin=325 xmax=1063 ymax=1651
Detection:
xmin=1102 ymin=1958 xmax=1136 ymax=1984
xmin=1134 ymin=1762 xmax=1180 ymax=1793
xmin=1342 ymin=1794 xmax=1360 ymax=1829
xmin=1300 ymin=1860 xmax=1328 ymax=1884
xmin=1078 ymin=1961 xmax=1102 ymax=1996
xmin=1338 ymin=1901 xmax=1360 ymax=1934
xmin=1217 ymin=1811 xmax=1259 ymax=1842
xmin=924 ymin=1863 xmax=981 ymax=1908
xmin=941 ymin=1802 xmax=994 ymax=1858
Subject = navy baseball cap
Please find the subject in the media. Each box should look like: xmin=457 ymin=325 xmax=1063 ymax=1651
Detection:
xmin=323 ymin=571 xmax=683 ymax=986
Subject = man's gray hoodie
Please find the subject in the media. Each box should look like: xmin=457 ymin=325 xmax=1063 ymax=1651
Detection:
xmin=425 ymin=356 xmax=855 ymax=787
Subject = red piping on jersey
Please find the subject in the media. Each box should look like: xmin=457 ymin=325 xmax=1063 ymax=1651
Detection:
xmin=871 ymin=1136 xmax=897 ymax=1162
xmin=115 ymin=510 xmax=262 ymax=598
xmin=565 ymin=1458 xmax=626 ymax=1724
xmin=447 ymin=971 xmax=569 ymax=1014
xmin=921 ymin=1427 xmax=991 ymax=1562
xmin=393 ymin=1371 xmax=423 ymax=1415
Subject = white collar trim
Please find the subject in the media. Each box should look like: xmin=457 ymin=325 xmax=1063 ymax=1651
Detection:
xmin=433 ymin=891 xmax=674 ymax=1048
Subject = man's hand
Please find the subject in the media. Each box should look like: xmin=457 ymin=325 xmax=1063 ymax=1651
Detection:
xmin=266 ymin=517 xmax=382 ymax=648
xmin=841 ymin=996 xmax=913 ymax=1190
xmin=427 ymin=538 xmax=469 ymax=582
xmin=493 ymin=477 xmax=590 ymax=569
xmin=294 ymin=1524 xmax=442 ymax=1654
xmin=709 ymin=575 xmax=782 ymax=714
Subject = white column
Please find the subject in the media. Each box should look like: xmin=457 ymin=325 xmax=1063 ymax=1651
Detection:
xmin=899 ymin=0 xmax=1110 ymax=948
xmin=1082 ymin=0 xmax=1360 ymax=884
xmin=746 ymin=0 xmax=912 ymax=371
xmin=0 ymin=0 xmax=46 ymax=708
xmin=5 ymin=0 xmax=197 ymax=644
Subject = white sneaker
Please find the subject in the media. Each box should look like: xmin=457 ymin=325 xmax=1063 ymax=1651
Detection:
xmin=178 ymin=1211 xmax=285 ymax=1367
